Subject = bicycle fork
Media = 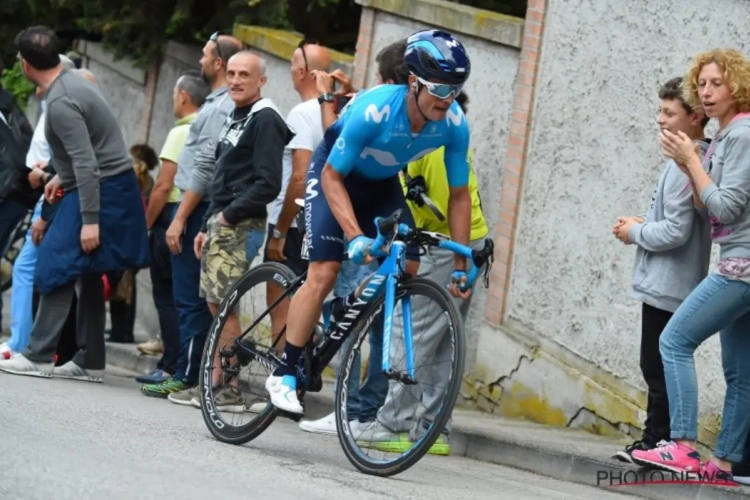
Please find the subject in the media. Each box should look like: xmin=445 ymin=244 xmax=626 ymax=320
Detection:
xmin=382 ymin=274 xmax=417 ymax=385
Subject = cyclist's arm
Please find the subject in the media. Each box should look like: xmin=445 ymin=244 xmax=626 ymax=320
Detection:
xmin=444 ymin=121 xmax=472 ymax=271
xmin=321 ymin=114 xmax=374 ymax=241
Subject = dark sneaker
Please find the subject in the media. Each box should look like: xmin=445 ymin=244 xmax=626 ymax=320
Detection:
xmin=141 ymin=378 xmax=188 ymax=399
xmin=732 ymin=460 xmax=750 ymax=486
xmin=135 ymin=369 xmax=171 ymax=384
xmin=614 ymin=439 xmax=652 ymax=464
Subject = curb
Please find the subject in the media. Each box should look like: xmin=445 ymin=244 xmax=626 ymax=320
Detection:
xmin=105 ymin=342 xmax=159 ymax=375
xmin=104 ymin=344 xmax=748 ymax=499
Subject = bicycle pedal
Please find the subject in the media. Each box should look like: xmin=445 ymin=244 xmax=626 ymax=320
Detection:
xmin=278 ymin=410 xmax=304 ymax=422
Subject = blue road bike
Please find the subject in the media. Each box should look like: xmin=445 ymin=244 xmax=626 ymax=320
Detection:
xmin=199 ymin=208 xmax=494 ymax=477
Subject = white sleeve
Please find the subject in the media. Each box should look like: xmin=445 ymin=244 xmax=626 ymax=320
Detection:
xmin=286 ymin=108 xmax=317 ymax=152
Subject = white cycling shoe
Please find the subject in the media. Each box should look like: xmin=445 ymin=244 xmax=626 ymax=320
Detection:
xmin=266 ymin=375 xmax=304 ymax=414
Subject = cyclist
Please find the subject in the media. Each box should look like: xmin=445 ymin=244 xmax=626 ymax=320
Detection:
xmin=266 ymin=29 xmax=475 ymax=414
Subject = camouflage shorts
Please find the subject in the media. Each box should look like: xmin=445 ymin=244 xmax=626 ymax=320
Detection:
xmin=199 ymin=214 xmax=265 ymax=304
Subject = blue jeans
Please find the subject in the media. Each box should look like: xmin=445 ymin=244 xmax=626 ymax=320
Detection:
xmin=171 ymin=202 xmax=214 ymax=385
xmin=8 ymin=199 xmax=42 ymax=352
xmin=660 ymin=272 xmax=750 ymax=462
xmin=334 ymin=259 xmax=388 ymax=422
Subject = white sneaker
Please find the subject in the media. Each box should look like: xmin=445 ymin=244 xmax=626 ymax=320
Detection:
xmin=299 ymin=412 xmax=337 ymax=435
xmin=246 ymin=402 xmax=267 ymax=413
xmin=52 ymin=361 xmax=104 ymax=383
xmin=0 ymin=355 xmax=53 ymax=378
xmin=265 ymin=375 xmax=304 ymax=414
xmin=0 ymin=343 xmax=18 ymax=360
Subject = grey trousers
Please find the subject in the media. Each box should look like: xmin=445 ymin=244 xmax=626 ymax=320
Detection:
xmin=24 ymin=273 xmax=106 ymax=370
xmin=376 ymin=238 xmax=484 ymax=435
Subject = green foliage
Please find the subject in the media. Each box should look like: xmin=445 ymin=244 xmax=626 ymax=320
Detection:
xmin=0 ymin=62 xmax=36 ymax=111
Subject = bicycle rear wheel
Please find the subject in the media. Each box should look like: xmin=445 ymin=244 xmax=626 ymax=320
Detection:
xmin=199 ymin=261 xmax=299 ymax=445
xmin=334 ymin=277 xmax=466 ymax=477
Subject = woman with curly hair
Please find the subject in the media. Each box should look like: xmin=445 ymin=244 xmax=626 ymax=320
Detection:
xmin=632 ymin=49 xmax=750 ymax=481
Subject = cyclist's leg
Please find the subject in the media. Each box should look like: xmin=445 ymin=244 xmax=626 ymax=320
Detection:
xmin=262 ymin=223 xmax=307 ymax=354
xmin=267 ymin=144 xmax=344 ymax=413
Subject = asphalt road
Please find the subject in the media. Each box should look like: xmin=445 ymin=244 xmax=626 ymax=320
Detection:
xmin=0 ymin=370 xmax=638 ymax=500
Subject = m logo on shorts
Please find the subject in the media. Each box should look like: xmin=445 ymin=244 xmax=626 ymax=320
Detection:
xmin=306 ymin=178 xmax=319 ymax=199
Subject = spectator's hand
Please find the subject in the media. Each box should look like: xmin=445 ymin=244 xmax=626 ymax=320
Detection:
xmin=217 ymin=212 xmax=231 ymax=227
xmin=267 ymin=235 xmax=286 ymax=262
xmin=28 ymin=167 xmax=46 ymax=189
xmin=660 ymin=130 xmax=699 ymax=167
xmin=31 ymin=217 xmax=46 ymax=245
xmin=166 ymin=218 xmax=185 ymax=254
xmin=32 ymin=162 xmax=48 ymax=170
xmin=330 ymin=69 xmax=355 ymax=94
xmin=613 ymin=219 xmax=635 ymax=244
xmin=311 ymin=70 xmax=334 ymax=95
xmin=81 ymin=223 xmax=100 ymax=253
xmin=43 ymin=175 xmax=61 ymax=204
xmin=194 ymin=232 xmax=207 ymax=260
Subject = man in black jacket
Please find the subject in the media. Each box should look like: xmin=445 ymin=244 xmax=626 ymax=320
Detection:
xmin=193 ymin=51 xmax=293 ymax=401
xmin=0 ymin=63 xmax=34 ymax=317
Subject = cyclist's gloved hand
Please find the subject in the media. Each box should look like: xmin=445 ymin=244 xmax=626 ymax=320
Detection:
xmin=405 ymin=175 xmax=427 ymax=207
xmin=449 ymin=269 xmax=472 ymax=298
xmin=347 ymin=235 xmax=374 ymax=265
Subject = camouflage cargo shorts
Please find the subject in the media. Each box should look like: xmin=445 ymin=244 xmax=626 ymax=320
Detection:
xmin=200 ymin=214 xmax=266 ymax=305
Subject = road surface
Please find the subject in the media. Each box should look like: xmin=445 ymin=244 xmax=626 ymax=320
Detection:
xmin=0 ymin=370 xmax=638 ymax=500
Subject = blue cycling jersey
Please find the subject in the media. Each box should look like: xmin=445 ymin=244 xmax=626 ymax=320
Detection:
xmin=323 ymin=84 xmax=471 ymax=187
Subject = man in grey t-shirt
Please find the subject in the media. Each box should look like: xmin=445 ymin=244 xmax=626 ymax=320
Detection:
xmin=0 ymin=26 xmax=149 ymax=382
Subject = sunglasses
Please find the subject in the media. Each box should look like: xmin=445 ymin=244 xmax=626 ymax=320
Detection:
xmin=209 ymin=31 xmax=225 ymax=64
xmin=297 ymin=39 xmax=320 ymax=72
xmin=415 ymin=75 xmax=463 ymax=100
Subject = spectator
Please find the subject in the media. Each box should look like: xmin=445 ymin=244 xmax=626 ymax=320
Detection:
xmin=143 ymin=33 xmax=243 ymax=400
xmin=104 ymin=143 xmax=159 ymax=345
xmin=0 ymin=25 xmax=149 ymax=382
xmin=263 ymin=41 xmax=330 ymax=354
xmin=0 ymin=54 xmax=76 ymax=359
xmin=611 ymin=77 xmax=711 ymax=463
xmin=632 ymin=48 xmax=750 ymax=481
xmin=191 ymin=50 xmax=293 ymax=408
xmin=136 ymin=70 xmax=210 ymax=384
xmin=0 ymin=58 xmax=35 ymax=320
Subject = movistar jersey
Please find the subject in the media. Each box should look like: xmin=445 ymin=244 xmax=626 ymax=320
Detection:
xmin=323 ymin=84 xmax=471 ymax=187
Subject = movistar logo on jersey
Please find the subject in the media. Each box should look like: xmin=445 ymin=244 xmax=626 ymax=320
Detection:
xmin=446 ymin=107 xmax=464 ymax=126
xmin=365 ymin=103 xmax=391 ymax=123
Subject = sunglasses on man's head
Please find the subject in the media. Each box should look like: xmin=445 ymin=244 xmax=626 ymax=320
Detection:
xmin=209 ymin=31 xmax=224 ymax=63
xmin=297 ymin=39 xmax=320 ymax=72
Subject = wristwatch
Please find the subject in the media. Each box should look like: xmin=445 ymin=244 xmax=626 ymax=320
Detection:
xmin=318 ymin=93 xmax=335 ymax=104
xmin=272 ymin=228 xmax=286 ymax=239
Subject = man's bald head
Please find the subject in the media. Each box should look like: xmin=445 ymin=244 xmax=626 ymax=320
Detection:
xmin=300 ymin=43 xmax=331 ymax=72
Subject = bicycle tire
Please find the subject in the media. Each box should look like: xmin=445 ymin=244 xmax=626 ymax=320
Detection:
xmin=200 ymin=261 xmax=299 ymax=445
xmin=334 ymin=277 xmax=466 ymax=477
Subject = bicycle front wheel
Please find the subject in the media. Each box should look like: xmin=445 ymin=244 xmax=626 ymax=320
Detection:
xmin=334 ymin=277 xmax=466 ymax=477
xmin=199 ymin=261 xmax=299 ymax=445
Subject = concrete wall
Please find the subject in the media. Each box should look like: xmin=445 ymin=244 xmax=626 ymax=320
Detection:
xmin=469 ymin=0 xmax=750 ymax=445
xmin=353 ymin=0 xmax=523 ymax=371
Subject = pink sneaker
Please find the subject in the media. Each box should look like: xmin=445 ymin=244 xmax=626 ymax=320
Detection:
xmin=700 ymin=460 xmax=736 ymax=485
xmin=631 ymin=440 xmax=701 ymax=473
